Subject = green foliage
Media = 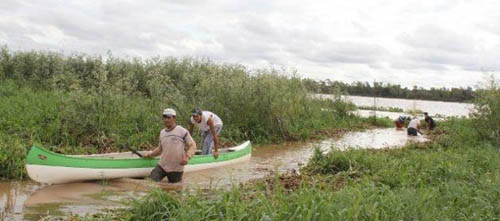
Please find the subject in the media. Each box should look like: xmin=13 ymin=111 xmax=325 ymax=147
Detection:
xmin=109 ymin=118 xmax=499 ymax=220
xmin=305 ymin=79 xmax=475 ymax=102
xmin=357 ymin=105 xmax=404 ymax=112
xmin=0 ymin=48 xmax=373 ymax=179
xmin=405 ymin=108 xmax=424 ymax=116
xmin=126 ymin=189 xmax=180 ymax=220
xmin=0 ymin=48 xmax=358 ymax=144
xmin=363 ymin=116 xmax=394 ymax=128
xmin=0 ymin=135 xmax=28 ymax=180
xmin=471 ymin=74 xmax=500 ymax=146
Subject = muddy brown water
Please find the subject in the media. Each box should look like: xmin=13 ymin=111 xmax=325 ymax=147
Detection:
xmin=0 ymin=128 xmax=428 ymax=220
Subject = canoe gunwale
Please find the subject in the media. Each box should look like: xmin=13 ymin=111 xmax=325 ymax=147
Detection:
xmin=25 ymin=141 xmax=251 ymax=169
xmin=25 ymin=141 xmax=251 ymax=184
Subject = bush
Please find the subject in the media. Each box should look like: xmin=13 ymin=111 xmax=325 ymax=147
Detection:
xmin=0 ymin=47 xmax=370 ymax=179
xmin=471 ymin=74 xmax=500 ymax=146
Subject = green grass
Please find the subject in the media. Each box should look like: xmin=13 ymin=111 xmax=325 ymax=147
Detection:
xmin=357 ymin=105 xmax=404 ymax=113
xmin=0 ymin=49 xmax=373 ymax=180
xmin=0 ymin=80 xmax=373 ymax=180
xmin=2 ymin=47 xmax=497 ymax=220
xmin=88 ymin=118 xmax=499 ymax=220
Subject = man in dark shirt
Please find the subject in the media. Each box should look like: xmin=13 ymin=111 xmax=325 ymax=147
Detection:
xmin=424 ymin=112 xmax=436 ymax=130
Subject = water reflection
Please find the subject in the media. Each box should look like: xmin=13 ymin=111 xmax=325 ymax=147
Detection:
xmin=0 ymin=182 xmax=40 ymax=220
xmin=24 ymin=181 xmax=147 ymax=206
xmin=324 ymin=128 xmax=428 ymax=150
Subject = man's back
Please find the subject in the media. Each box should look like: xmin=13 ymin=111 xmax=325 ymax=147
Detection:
xmin=408 ymin=119 xmax=420 ymax=129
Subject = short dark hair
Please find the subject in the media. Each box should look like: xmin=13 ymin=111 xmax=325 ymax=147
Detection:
xmin=424 ymin=112 xmax=428 ymax=115
xmin=192 ymin=107 xmax=202 ymax=116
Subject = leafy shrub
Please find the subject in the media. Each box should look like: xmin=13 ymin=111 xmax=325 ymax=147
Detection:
xmin=471 ymin=74 xmax=500 ymax=146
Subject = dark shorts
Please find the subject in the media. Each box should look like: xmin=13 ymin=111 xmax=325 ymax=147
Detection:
xmin=426 ymin=118 xmax=436 ymax=130
xmin=149 ymin=165 xmax=183 ymax=183
xmin=407 ymin=127 xmax=418 ymax=136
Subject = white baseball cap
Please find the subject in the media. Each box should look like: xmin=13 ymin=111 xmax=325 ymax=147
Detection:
xmin=162 ymin=108 xmax=176 ymax=116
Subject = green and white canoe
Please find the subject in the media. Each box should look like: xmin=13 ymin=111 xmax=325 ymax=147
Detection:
xmin=26 ymin=141 xmax=251 ymax=184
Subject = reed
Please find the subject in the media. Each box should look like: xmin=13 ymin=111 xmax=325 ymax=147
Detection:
xmin=357 ymin=105 xmax=404 ymax=113
xmin=0 ymin=48 xmax=369 ymax=180
xmin=98 ymin=118 xmax=499 ymax=220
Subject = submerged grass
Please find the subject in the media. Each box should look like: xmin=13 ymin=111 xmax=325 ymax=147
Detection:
xmin=357 ymin=105 xmax=404 ymax=113
xmin=90 ymin=118 xmax=499 ymax=220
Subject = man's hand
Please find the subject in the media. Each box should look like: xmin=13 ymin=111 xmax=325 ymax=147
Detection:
xmin=180 ymin=154 xmax=189 ymax=165
xmin=213 ymin=150 xmax=219 ymax=159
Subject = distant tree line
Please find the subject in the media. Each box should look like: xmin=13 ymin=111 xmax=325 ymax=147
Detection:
xmin=302 ymin=79 xmax=475 ymax=102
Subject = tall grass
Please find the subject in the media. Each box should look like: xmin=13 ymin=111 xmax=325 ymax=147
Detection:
xmin=0 ymin=47 xmax=362 ymax=180
xmin=99 ymin=118 xmax=499 ymax=221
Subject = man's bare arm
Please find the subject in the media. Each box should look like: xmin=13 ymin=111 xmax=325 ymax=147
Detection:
xmin=187 ymin=123 xmax=194 ymax=135
xmin=145 ymin=146 xmax=161 ymax=158
xmin=180 ymin=140 xmax=196 ymax=165
xmin=207 ymin=118 xmax=219 ymax=153
xmin=185 ymin=141 xmax=196 ymax=159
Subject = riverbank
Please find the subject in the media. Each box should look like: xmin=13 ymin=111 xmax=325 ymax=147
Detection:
xmin=0 ymin=82 xmax=391 ymax=180
xmin=1 ymin=49 xmax=498 ymax=220
xmin=1 ymin=126 xmax=420 ymax=220
xmin=88 ymin=118 xmax=499 ymax=220
xmin=0 ymin=51 xmax=392 ymax=180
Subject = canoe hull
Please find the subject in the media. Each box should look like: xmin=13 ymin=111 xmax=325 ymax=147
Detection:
xmin=26 ymin=141 xmax=251 ymax=184
xmin=26 ymin=154 xmax=251 ymax=184
xmin=26 ymin=165 xmax=151 ymax=184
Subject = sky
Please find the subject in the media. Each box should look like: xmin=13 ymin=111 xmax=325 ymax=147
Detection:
xmin=1 ymin=0 xmax=499 ymax=89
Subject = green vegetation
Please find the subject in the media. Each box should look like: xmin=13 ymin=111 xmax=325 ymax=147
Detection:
xmin=0 ymin=47 xmax=369 ymax=180
xmin=1 ymin=46 xmax=498 ymax=220
xmin=86 ymin=76 xmax=499 ymax=221
xmin=303 ymin=79 xmax=476 ymax=102
xmin=88 ymin=118 xmax=499 ymax=221
xmin=357 ymin=105 xmax=404 ymax=113
xmin=470 ymin=74 xmax=500 ymax=146
xmin=405 ymin=108 xmax=424 ymax=116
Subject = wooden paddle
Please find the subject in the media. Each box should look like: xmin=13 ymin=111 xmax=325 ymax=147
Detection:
xmin=119 ymin=144 xmax=143 ymax=158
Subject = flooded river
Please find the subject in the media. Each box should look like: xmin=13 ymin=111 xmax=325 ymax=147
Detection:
xmin=315 ymin=94 xmax=474 ymax=118
xmin=0 ymin=128 xmax=428 ymax=220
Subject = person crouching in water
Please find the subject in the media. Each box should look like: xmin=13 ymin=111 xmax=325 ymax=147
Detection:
xmin=395 ymin=115 xmax=411 ymax=130
xmin=144 ymin=108 xmax=196 ymax=183
xmin=188 ymin=108 xmax=223 ymax=159
xmin=407 ymin=117 xmax=423 ymax=136
xmin=424 ymin=112 xmax=436 ymax=131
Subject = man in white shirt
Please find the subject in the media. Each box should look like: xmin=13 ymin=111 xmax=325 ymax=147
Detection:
xmin=407 ymin=117 xmax=423 ymax=136
xmin=188 ymin=108 xmax=223 ymax=159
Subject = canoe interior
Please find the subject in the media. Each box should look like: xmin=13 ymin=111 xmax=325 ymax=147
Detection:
xmin=26 ymin=141 xmax=251 ymax=168
xmin=70 ymin=147 xmax=235 ymax=160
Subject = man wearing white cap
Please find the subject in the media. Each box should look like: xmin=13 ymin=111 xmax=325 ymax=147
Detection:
xmin=144 ymin=108 xmax=196 ymax=183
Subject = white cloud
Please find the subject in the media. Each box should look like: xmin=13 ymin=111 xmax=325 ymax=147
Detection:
xmin=0 ymin=0 xmax=499 ymax=88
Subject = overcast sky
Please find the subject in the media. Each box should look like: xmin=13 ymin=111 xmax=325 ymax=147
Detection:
xmin=1 ymin=0 xmax=499 ymax=88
